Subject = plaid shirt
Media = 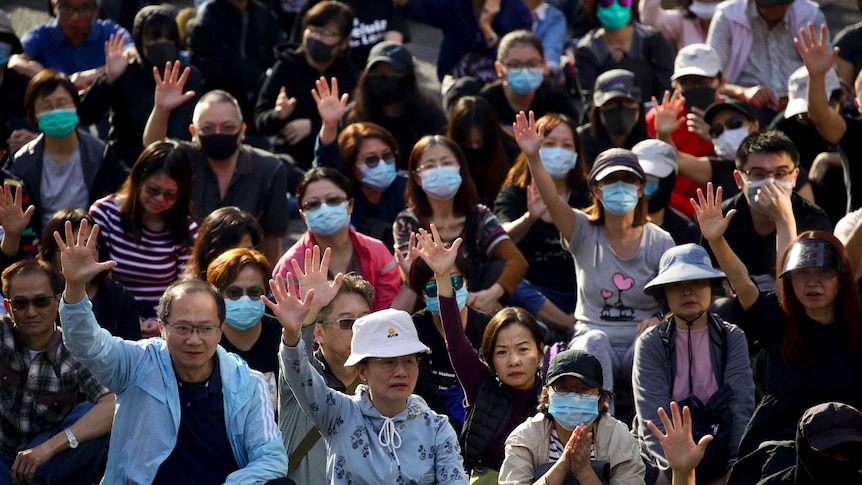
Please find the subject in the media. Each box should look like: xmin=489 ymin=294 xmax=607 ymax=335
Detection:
xmin=0 ymin=317 xmax=109 ymax=457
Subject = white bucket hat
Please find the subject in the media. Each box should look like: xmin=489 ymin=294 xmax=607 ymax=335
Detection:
xmin=344 ymin=309 xmax=430 ymax=367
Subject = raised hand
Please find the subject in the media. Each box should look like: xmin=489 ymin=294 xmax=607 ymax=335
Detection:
xmin=54 ymin=219 xmax=117 ymax=287
xmin=0 ymin=183 xmax=34 ymax=236
xmin=513 ymin=110 xmax=545 ymax=157
xmin=647 ymin=402 xmax=712 ymax=473
xmin=794 ymin=22 xmax=839 ymax=78
xmin=312 ymin=76 xmax=349 ymax=126
xmin=274 ymin=86 xmax=297 ymax=121
xmin=753 ymin=179 xmax=793 ymax=222
xmin=651 ymin=90 xmax=685 ymax=138
xmin=263 ymin=273 xmax=315 ymax=346
xmin=291 ymin=245 xmax=344 ymax=325
xmin=152 ymin=60 xmax=196 ymax=111
xmin=395 ymin=231 xmax=418 ymax=276
xmin=104 ymin=32 xmax=129 ymax=85
xmin=691 ymin=183 xmax=735 ymax=243
xmin=412 ymin=225 xmax=463 ymax=277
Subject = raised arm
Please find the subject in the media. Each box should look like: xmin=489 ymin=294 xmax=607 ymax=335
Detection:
xmin=0 ymin=183 xmax=35 ymax=261
xmin=291 ymin=246 xmax=345 ymax=327
xmin=652 ymin=91 xmax=715 ymax=185
xmin=691 ymin=184 xmax=758 ymax=310
xmin=513 ymin=111 xmax=576 ymax=239
xmin=647 ymin=402 xmax=713 ymax=485
xmin=143 ymin=61 xmax=197 ymax=146
xmin=312 ymin=76 xmax=349 ymax=147
xmin=795 ymin=23 xmax=846 ymax=145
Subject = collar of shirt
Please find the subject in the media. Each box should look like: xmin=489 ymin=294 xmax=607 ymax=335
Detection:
xmin=46 ymin=18 xmax=103 ymax=46
xmin=12 ymin=326 xmax=62 ymax=364
xmin=746 ymin=0 xmax=792 ymax=29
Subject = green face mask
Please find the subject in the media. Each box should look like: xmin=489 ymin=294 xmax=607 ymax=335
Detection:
xmin=37 ymin=108 xmax=79 ymax=139
xmin=596 ymin=2 xmax=632 ymax=31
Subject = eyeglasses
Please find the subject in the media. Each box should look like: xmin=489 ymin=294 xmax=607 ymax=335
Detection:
xmin=319 ymin=318 xmax=357 ymax=330
xmin=597 ymin=0 xmax=633 ymax=7
xmin=56 ymin=3 xmax=96 ymax=16
xmin=708 ymin=116 xmax=745 ymax=139
xmin=422 ymin=275 xmax=465 ymax=298
xmin=166 ymin=322 xmax=222 ymax=338
xmin=306 ymin=26 xmax=341 ymax=43
xmin=300 ymin=196 xmax=349 ymax=212
xmin=550 ymin=383 xmax=595 ymax=395
xmin=143 ymin=184 xmax=179 ymax=202
xmin=224 ymin=286 xmax=266 ymax=301
xmin=368 ymin=356 xmax=419 ymax=372
xmin=415 ymin=159 xmax=459 ymax=172
xmin=503 ymin=60 xmax=544 ymax=70
xmin=195 ymin=125 xmax=240 ymax=137
xmin=359 ymin=153 xmax=396 ymax=168
xmin=6 ymin=296 xmax=55 ymax=311
xmin=740 ymin=168 xmax=794 ymax=181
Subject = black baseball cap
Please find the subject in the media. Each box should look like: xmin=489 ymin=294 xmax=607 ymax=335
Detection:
xmin=547 ymin=349 xmax=603 ymax=389
xmin=703 ymin=99 xmax=757 ymax=125
xmin=366 ymin=41 xmax=414 ymax=74
xmin=800 ymin=402 xmax=862 ymax=451
xmin=588 ymin=148 xmax=645 ymax=185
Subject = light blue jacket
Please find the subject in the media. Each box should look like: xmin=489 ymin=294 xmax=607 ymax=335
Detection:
xmin=281 ymin=339 xmax=469 ymax=484
xmin=60 ymin=296 xmax=288 ymax=484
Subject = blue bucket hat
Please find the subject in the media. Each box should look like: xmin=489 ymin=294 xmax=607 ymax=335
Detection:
xmin=643 ymin=244 xmax=726 ymax=300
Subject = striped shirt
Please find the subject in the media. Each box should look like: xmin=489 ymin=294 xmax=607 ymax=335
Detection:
xmin=89 ymin=195 xmax=198 ymax=310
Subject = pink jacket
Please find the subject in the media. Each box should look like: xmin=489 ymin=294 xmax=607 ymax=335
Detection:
xmin=638 ymin=0 xmax=707 ymax=49
xmin=273 ymin=229 xmax=401 ymax=311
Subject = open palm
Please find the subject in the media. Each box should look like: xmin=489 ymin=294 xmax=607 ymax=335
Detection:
xmin=312 ymin=76 xmax=349 ymax=126
xmin=412 ymin=225 xmax=462 ymax=276
xmin=153 ymin=60 xmax=196 ymax=111
xmin=513 ymin=110 xmax=544 ymax=157
xmin=691 ymin=183 xmax=735 ymax=242
xmin=794 ymin=23 xmax=838 ymax=78
xmin=291 ymin=245 xmax=343 ymax=320
xmin=263 ymin=274 xmax=315 ymax=337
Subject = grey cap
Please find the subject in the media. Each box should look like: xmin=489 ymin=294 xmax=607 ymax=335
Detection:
xmin=644 ymin=244 xmax=726 ymax=298
xmin=593 ymin=69 xmax=641 ymax=108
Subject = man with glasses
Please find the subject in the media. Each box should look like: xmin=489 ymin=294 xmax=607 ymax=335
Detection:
xmin=0 ymin=259 xmax=113 ymax=484
xmin=144 ymin=64 xmax=289 ymax=266
xmin=277 ymin=249 xmax=374 ymax=484
xmin=57 ymin=220 xmax=291 ymax=484
xmin=9 ymin=0 xmax=134 ymax=91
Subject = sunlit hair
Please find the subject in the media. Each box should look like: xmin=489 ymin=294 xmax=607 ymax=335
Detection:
xmin=480 ymin=307 xmax=544 ymax=375
xmin=316 ymin=273 xmax=375 ymax=322
xmin=206 ymin=248 xmax=271 ymax=294
xmin=503 ymin=113 xmax=585 ymax=192
xmin=497 ymin=30 xmax=544 ymax=62
xmin=2 ymin=259 xmax=63 ymax=297
xmin=338 ymin=122 xmax=401 ymax=190
xmin=405 ymin=135 xmax=480 ymax=219
xmin=295 ymin=167 xmax=352 ymax=206
xmin=777 ymin=231 xmax=860 ymax=367
xmin=23 ymin=69 xmax=79 ymax=129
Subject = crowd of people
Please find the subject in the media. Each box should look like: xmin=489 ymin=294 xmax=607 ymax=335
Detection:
xmin=2 ymin=0 xmax=862 ymax=483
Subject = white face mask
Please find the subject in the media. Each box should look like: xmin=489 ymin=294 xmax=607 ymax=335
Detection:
xmin=745 ymin=178 xmax=793 ymax=214
xmin=713 ymin=127 xmax=749 ymax=159
xmin=688 ymin=0 xmax=718 ymax=19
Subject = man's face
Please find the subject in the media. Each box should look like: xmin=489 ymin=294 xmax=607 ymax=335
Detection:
xmin=4 ymin=272 xmax=60 ymax=348
xmin=159 ymin=291 xmax=224 ymax=382
xmin=734 ymin=151 xmax=798 ymax=191
xmin=314 ymin=293 xmax=371 ymax=363
xmin=757 ymin=2 xmax=791 ymax=26
xmin=191 ymin=101 xmax=245 ymax=145
xmin=54 ymin=0 xmax=98 ymax=45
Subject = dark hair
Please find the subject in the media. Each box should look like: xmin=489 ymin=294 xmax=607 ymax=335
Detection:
xmin=296 ymin=166 xmax=353 ymax=206
xmin=206 ymin=248 xmax=271 ymax=292
xmin=405 ymin=135 xmax=480 ymax=219
xmin=777 ymin=231 xmax=860 ymax=367
xmin=133 ymin=5 xmax=180 ymax=50
xmin=316 ymin=273 xmax=375 ymax=322
xmin=2 ymin=259 xmax=64 ymax=297
xmin=338 ymin=122 xmax=401 ymax=190
xmin=38 ymin=208 xmax=109 ymax=285
xmin=503 ymin=113 xmax=586 ymax=191
xmin=301 ymin=0 xmax=355 ymax=40
xmin=735 ymin=129 xmax=799 ymax=170
xmin=481 ymin=307 xmax=544 ymax=374
xmin=497 ymin=30 xmax=545 ymax=62
xmin=23 ymin=69 xmax=80 ymax=129
xmin=407 ymin=252 xmax=470 ymax=296
xmin=116 ymin=140 xmax=194 ymax=245
xmin=446 ymin=96 xmax=513 ymax=201
xmin=187 ymin=207 xmax=263 ymax=280
xmin=157 ymin=279 xmax=226 ymax=324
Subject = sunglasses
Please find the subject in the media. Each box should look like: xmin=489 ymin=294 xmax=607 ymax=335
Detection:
xmin=301 ymin=196 xmax=349 ymax=212
xmin=709 ymin=116 xmax=745 ymax=139
xmin=360 ymin=154 xmax=396 ymax=168
xmin=597 ymin=0 xmax=633 ymax=7
xmin=422 ymin=275 xmax=465 ymax=298
xmin=319 ymin=318 xmax=356 ymax=330
xmin=6 ymin=296 xmax=55 ymax=311
xmin=224 ymin=286 xmax=266 ymax=301
xmin=143 ymin=184 xmax=179 ymax=202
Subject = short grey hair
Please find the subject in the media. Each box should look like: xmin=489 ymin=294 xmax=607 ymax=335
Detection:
xmin=192 ymin=89 xmax=243 ymax=126
xmin=157 ymin=279 xmax=226 ymax=324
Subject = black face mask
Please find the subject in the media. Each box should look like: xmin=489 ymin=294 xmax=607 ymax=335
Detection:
xmin=647 ymin=173 xmax=676 ymax=214
xmin=144 ymin=42 xmax=178 ymax=69
xmin=305 ymin=37 xmax=337 ymax=64
xmin=682 ymin=87 xmax=717 ymax=112
xmin=198 ymin=133 xmax=240 ymax=160
xmin=601 ymin=106 xmax=639 ymax=136
xmin=367 ymin=75 xmax=408 ymax=105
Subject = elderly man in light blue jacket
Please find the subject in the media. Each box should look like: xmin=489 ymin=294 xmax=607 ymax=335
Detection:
xmin=54 ymin=220 xmax=288 ymax=484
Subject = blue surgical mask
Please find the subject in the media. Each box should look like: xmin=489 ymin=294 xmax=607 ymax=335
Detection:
xmin=600 ymin=181 xmax=639 ymax=215
xmin=360 ymin=158 xmax=397 ymax=191
xmin=225 ymin=296 xmax=265 ymax=330
xmin=419 ymin=166 xmax=462 ymax=200
xmin=540 ymin=147 xmax=578 ymax=180
xmin=596 ymin=2 xmax=632 ymax=30
xmin=0 ymin=42 xmax=11 ymax=67
xmin=507 ymin=68 xmax=544 ymax=96
xmin=644 ymin=177 xmax=660 ymax=196
xmin=425 ymin=286 xmax=469 ymax=316
xmin=304 ymin=201 xmax=351 ymax=236
xmin=548 ymin=391 xmax=600 ymax=430
xmin=37 ymin=108 xmax=79 ymax=139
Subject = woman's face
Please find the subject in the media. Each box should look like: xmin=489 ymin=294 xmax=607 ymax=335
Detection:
xmin=497 ymin=43 xmax=546 ymax=79
xmin=354 ymin=137 xmax=396 ymax=181
xmin=664 ymin=279 xmax=712 ymax=322
xmin=222 ymin=264 xmax=267 ymax=302
xmin=300 ymin=179 xmax=351 ymax=216
xmin=358 ymin=354 xmax=420 ymax=405
xmin=304 ymin=20 xmax=345 ymax=47
xmin=790 ymin=267 xmax=840 ymax=311
xmin=492 ymin=323 xmax=541 ymax=390
xmin=590 ymin=171 xmax=644 ymax=203
xmin=542 ymin=123 xmax=576 ymax=153
xmin=34 ymin=86 xmax=75 ymax=118
xmin=139 ymin=172 xmax=179 ymax=216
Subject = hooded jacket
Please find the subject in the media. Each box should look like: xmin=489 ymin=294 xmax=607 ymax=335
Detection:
xmin=280 ymin=339 xmax=469 ymax=484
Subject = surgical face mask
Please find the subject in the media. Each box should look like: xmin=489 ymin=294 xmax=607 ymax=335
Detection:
xmin=0 ymin=42 xmax=11 ymax=67
xmin=682 ymin=87 xmax=717 ymax=112
xmin=688 ymin=0 xmax=718 ymax=19
xmin=368 ymin=75 xmax=408 ymax=105
xmin=507 ymin=68 xmax=544 ymax=96
xmin=198 ymin=133 xmax=240 ymax=160
xmin=595 ymin=2 xmax=632 ymax=31
xmin=37 ymin=108 xmax=79 ymax=139
xmin=144 ymin=42 xmax=178 ymax=68
xmin=305 ymin=36 xmax=337 ymax=64
xmin=745 ymin=178 xmax=793 ymax=214
xmin=548 ymin=391 xmax=600 ymax=430
xmin=644 ymin=176 xmax=660 ymax=196
xmin=601 ymin=106 xmax=639 ymax=136
xmin=713 ymin=126 xmax=749 ymax=159
xmin=359 ymin=159 xmax=397 ymax=191
xmin=647 ymin=173 xmax=676 ymax=213
xmin=304 ymin=201 xmax=351 ymax=236
xmin=225 ymin=296 xmax=265 ymax=330
xmin=540 ymin=147 xmax=578 ymax=180
xmin=419 ymin=166 xmax=462 ymax=200
xmin=600 ymin=181 xmax=640 ymax=215
xmin=424 ymin=286 xmax=469 ymax=316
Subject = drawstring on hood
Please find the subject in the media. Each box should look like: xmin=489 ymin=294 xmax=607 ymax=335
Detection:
xmin=681 ymin=312 xmax=705 ymax=395
xmin=378 ymin=416 xmax=403 ymax=467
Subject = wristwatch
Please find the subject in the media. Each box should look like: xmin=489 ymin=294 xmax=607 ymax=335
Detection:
xmin=64 ymin=428 xmax=78 ymax=449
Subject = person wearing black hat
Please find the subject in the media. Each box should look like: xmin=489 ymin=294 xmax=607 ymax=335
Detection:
xmin=634 ymin=243 xmax=755 ymax=485
xmin=499 ymin=348 xmax=645 ymax=484
xmin=693 ymin=183 xmax=862 ymax=477
xmin=514 ymin=110 xmax=674 ymax=415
